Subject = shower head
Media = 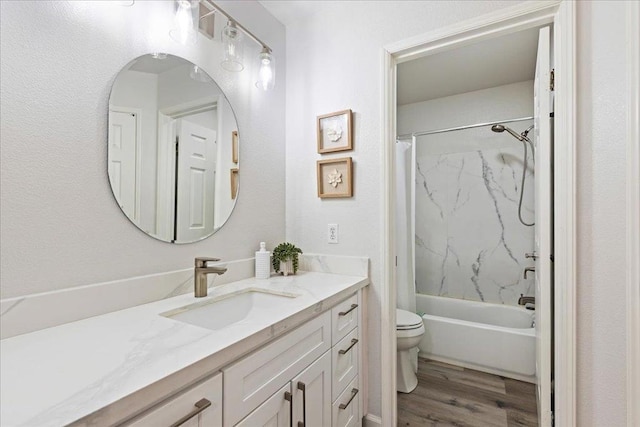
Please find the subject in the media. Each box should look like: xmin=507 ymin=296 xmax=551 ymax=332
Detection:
xmin=491 ymin=123 xmax=530 ymax=142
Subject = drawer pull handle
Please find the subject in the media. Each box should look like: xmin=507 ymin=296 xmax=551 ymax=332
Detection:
xmin=338 ymin=338 xmax=359 ymax=355
xmin=339 ymin=388 xmax=359 ymax=410
xmin=284 ymin=391 xmax=293 ymax=427
xmin=169 ymin=398 xmax=211 ymax=427
xmin=338 ymin=304 xmax=358 ymax=316
xmin=297 ymin=382 xmax=307 ymax=427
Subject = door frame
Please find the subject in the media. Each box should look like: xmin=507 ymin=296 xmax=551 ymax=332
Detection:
xmin=379 ymin=1 xmax=577 ymax=426
xmin=626 ymin=1 xmax=640 ymax=425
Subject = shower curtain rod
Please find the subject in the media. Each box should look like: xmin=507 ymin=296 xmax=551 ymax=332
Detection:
xmin=396 ymin=116 xmax=534 ymax=140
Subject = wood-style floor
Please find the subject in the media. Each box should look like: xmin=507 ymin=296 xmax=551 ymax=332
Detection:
xmin=397 ymin=358 xmax=538 ymax=427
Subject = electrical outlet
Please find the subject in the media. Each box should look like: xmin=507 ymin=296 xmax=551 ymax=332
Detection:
xmin=328 ymin=224 xmax=339 ymax=244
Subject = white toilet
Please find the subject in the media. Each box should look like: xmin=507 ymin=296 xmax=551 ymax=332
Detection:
xmin=396 ymin=308 xmax=425 ymax=393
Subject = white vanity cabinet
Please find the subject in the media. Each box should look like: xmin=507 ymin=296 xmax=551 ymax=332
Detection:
xmin=222 ymin=311 xmax=332 ymax=426
xmin=225 ymin=291 xmax=362 ymax=427
xmin=121 ymin=372 xmax=222 ymax=427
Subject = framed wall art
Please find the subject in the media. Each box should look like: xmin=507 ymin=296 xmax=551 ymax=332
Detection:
xmin=317 ymin=109 xmax=352 ymax=154
xmin=317 ymin=157 xmax=353 ymax=198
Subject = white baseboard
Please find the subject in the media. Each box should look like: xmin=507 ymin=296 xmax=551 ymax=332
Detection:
xmin=363 ymin=414 xmax=382 ymax=427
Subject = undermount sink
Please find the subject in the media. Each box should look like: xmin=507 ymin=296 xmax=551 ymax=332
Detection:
xmin=161 ymin=288 xmax=300 ymax=331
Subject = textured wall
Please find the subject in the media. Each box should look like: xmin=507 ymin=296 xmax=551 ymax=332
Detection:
xmin=282 ymin=0 xmax=527 ymax=418
xmin=0 ymin=1 xmax=286 ymax=298
xmin=576 ymin=2 xmax=628 ymax=425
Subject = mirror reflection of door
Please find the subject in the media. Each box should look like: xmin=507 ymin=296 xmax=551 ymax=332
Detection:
xmin=175 ymin=119 xmax=217 ymax=242
xmin=107 ymin=54 xmax=239 ymax=243
xmin=108 ymin=110 xmax=139 ymax=221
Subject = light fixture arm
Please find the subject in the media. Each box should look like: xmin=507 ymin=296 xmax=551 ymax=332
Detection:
xmin=200 ymin=0 xmax=272 ymax=53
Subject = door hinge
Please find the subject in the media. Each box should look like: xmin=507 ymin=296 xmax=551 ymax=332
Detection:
xmin=550 ymin=69 xmax=555 ymax=91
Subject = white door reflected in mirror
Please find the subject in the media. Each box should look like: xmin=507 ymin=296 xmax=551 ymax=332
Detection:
xmin=108 ymin=54 xmax=239 ymax=243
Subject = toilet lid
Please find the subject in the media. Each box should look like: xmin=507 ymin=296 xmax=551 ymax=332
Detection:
xmin=396 ymin=309 xmax=423 ymax=329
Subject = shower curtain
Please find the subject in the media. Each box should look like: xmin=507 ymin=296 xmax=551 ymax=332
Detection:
xmin=395 ymin=138 xmax=416 ymax=313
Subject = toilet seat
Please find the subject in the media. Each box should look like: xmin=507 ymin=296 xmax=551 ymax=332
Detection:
xmin=396 ymin=309 xmax=423 ymax=330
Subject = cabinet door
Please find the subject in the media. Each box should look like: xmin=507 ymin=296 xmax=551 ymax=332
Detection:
xmin=124 ymin=372 xmax=222 ymax=427
xmin=235 ymin=383 xmax=292 ymax=427
xmin=292 ymin=351 xmax=332 ymax=427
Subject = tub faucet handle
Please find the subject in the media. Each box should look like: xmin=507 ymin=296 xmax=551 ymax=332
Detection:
xmin=524 ymin=267 xmax=535 ymax=279
xmin=525 ymin=252 xmax=538 ymax=260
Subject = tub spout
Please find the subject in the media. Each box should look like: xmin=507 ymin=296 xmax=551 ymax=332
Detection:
xmin=518 ymin=294 xmax=535 ymax=306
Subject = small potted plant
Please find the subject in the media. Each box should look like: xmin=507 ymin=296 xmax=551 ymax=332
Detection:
xmin=272 ymin=242 xmax=303 ymax=276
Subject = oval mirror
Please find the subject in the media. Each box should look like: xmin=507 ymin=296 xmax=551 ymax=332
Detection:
xmin=108 ymin=54 xmax=239 ymax=243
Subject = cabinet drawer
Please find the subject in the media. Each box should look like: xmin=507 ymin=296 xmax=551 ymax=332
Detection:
xmin=223 ymin=311 xmax=331 ymax=427
xmin=332 ymin=328 xmax=359 ymax=401
xmin=332 ymin=376 xmax=360 ymax=427
xmin=331 ymin=294 xmax=359 ymax=345
xmin=123 ymin=372 xmax=222 ymax=427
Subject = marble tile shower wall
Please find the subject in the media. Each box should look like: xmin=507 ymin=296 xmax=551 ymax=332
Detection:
xmin=415 ymin=144 xmax=535 ymax=305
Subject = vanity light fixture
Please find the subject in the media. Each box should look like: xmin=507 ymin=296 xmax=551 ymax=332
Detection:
xmin=199 ymin=1 xmax=276 ymax=89
xmin=170 ymin=0 xmax=199 ymax=45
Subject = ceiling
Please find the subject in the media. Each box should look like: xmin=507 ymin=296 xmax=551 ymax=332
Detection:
xmin=397 ymin=28 xmax=540 ymax=105
xmin=129 ymin=55 xmax=186 ymax=75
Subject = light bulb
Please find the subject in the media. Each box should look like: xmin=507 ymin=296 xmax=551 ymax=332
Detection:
xmin=169 ymin=0 xmax=198 ymax=45
xmin=221 ymin=21 xmax=244 ymax=72
xmin=255 ymin=48 xmax=275 ymax=90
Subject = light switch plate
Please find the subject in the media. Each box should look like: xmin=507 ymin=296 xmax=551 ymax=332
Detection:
xmin=328 ymin=224 xmax=339 ymax=244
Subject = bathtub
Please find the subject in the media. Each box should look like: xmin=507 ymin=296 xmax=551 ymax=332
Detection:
xmin=416 ymin=294 xmax=536 ymax=383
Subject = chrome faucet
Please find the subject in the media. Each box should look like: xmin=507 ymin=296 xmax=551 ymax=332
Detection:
xmin=194 ymin=257 xmax=227 ymax=298
xmin=524 ymin=266 xmax=535 ymax=279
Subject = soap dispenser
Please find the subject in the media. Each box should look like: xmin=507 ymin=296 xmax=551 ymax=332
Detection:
xmin=255 ymin=242 xmax=271 ymax=279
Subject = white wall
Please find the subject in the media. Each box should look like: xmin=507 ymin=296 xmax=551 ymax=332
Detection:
xmin=284 ymin=0 xmax=631 ymax=422
xmin=576 ymin=2 xmax=628 ymax=425
xmin=0 ymin=1 xmax=286 ymax=298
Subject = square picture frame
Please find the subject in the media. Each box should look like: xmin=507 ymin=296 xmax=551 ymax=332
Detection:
xmin=317 ymin=157 xmax=353 ymax=198
xmin=317 ymin=109 xmax=352 ymax=154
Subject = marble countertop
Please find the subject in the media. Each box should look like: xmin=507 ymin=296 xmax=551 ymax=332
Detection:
xmin=0 ymin=271 xmax=368 ymax=427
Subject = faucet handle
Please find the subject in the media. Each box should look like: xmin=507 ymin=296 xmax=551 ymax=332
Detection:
xmin=195 ymin=257 xmax=221 ymax=268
